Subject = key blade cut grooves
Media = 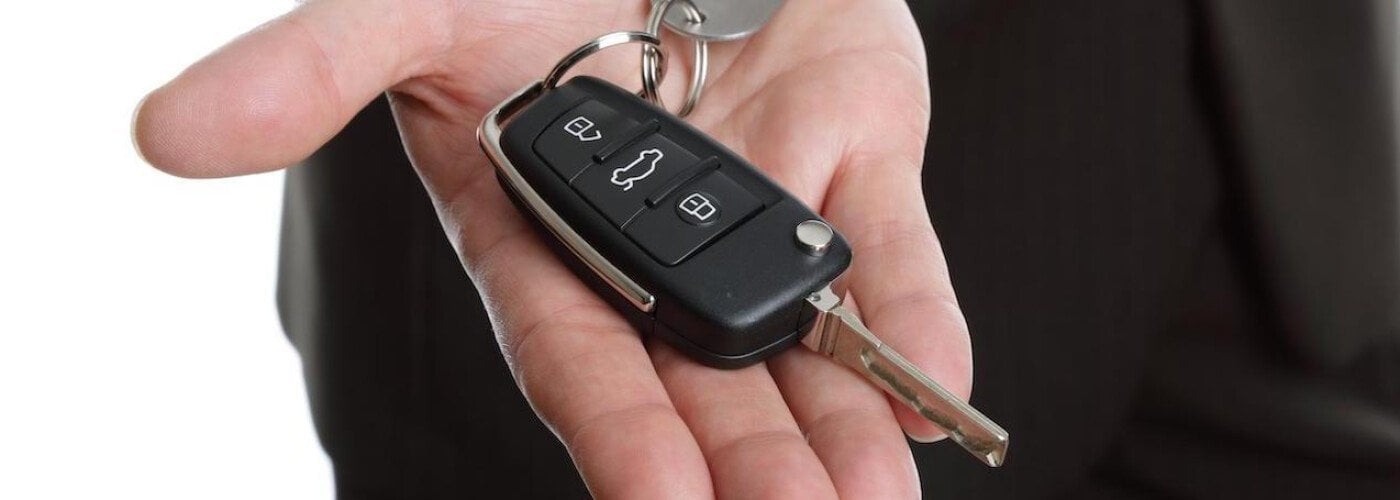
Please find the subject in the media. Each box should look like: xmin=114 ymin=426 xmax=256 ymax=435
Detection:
xmin=804 ymin=286 xmax=1010 ymax=467
xmin=858 ymin=339 xmax=1009 ymax=467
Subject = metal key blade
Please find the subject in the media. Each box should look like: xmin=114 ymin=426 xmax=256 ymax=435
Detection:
xmin=803 ymin=286 xmax=1010 ymax=467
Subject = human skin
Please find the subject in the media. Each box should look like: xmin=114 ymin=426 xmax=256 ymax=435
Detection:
xmin=134 ymin=0 xmax=971 ymax=497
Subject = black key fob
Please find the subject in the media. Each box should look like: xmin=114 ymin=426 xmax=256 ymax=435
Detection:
xmin=477 ymin=33 xmax=1009 ymax=465
xmin=480 ymin=76 xmax=851 ymax=368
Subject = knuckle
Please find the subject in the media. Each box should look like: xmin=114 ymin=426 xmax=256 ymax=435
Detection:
xmin=500 ymin=300 xmax=617 ymax=367
xmin=709 ymin=429 xmax=809 ymax=465
xmin=563 ymin=401 xmax=678 ymax=452
xmin=868 ymin=288 xmax=962 ymax=330
xmin=804 ymin=407 xmax=889 ymax=443
xmin=849 ymin=217 xmax=939 ymax=261
xmin=461 ymin=226 xmax=525 ymax=284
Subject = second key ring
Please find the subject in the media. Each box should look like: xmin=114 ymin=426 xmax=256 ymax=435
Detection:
xmin=642 ymin=0 xmax=708 ymax=117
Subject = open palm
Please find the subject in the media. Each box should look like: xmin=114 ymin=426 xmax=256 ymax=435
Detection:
xmin=136 ymin=0 xmax=972 ymax=497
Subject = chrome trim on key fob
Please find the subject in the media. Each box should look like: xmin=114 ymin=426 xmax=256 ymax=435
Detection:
xmin=478 ymin=81 xmax=658 ymax=312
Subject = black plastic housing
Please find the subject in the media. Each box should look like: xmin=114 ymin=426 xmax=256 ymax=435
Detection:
xmin=497 ymin=77 xmax=851 ymax=368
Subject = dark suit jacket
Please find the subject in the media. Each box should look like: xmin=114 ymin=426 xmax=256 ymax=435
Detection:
xmin=276 ymin=1 xmax=1400 ymax=497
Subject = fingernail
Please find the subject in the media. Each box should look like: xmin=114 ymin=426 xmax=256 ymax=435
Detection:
xmin=906 ymin=429 xmax=947 ymax=444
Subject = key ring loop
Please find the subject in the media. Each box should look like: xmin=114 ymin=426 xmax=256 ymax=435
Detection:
xmin=543 ymin=31 xmax=668 ymax=107
xmin=642 ymin=0 xmax=708 ymax=117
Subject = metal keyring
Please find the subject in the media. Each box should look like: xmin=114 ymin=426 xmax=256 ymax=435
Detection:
xmin=543 ymin=31 xmax=668 ymax=107
xmin=642 ymin=0 xmax=708 ymax=117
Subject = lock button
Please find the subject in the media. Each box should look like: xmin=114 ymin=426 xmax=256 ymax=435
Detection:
xmin=676 ymin=191 xmax=721 ymax=226
xmin=626 ymin=171 xmax=762 ymax=265
xmin=533 ymin=100 xmax=637 ymax=180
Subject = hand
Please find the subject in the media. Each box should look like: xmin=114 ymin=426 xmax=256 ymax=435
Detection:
xmin=135 ymin=0 xmax=971 ymax=497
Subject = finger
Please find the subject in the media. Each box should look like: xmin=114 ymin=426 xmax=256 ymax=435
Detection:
xmin=702 ymin=81 xmax=923 ymax=496
xmin=768 ymin=348 xmax=921 ymax=498
xmin=463 ymin=208 xmax=713 ymax=498
xmin=648 ymin=342 xmax=839 ymax=499
xmin=823 ymin=158 xmax=973 ymax=443
xmin=133 ymin=0 xmax=449 ymax=177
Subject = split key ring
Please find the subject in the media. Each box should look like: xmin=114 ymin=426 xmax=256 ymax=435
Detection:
xmin=641 ymin=0 xmax=708 ymax=118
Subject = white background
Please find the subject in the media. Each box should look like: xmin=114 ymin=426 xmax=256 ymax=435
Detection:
xmin=0 ymin=1 xmax=334 ymax=497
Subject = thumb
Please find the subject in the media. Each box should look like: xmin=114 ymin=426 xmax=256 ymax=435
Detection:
xmin=132 ymin=0 xmax=449 ymax=177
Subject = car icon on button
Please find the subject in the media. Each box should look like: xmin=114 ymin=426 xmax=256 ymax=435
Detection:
xmin=611 ymin=148 xmax=663 ymax=191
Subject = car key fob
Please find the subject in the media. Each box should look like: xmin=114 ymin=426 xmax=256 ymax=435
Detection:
xmin=479 ymin=34 xmax=1009 ymax=466
xmin=484 ymin=75 xmax=850 ymax=368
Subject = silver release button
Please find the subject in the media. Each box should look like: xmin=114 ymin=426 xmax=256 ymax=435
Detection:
xmin=795 ymin=219 xmax=834 ymax=256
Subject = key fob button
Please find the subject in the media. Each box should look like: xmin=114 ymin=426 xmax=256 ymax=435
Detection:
xmin=626 ymin=171 xmax=762 ymax=265
xmin=676 ymin=191 xmax=721 ymax=226
xmin=573 ymin=134 xmax=701 ymax=227
xmin=533 ymin=100 xmax=637 ymax=180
